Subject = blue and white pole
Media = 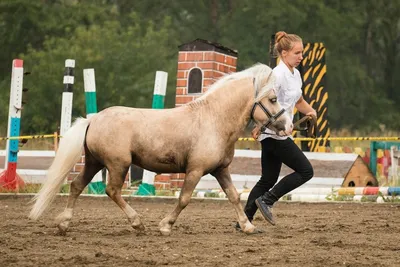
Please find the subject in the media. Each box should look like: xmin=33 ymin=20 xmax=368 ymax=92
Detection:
xmin=0 ymin=59 xmax=25 ymax=190
xmin=137 ymin=71 xmax=168 ymax=195
xmin=83 ymin=68 xmax=105 ymax=194
xmin=60 ymin=59 xmax=75 ymax=136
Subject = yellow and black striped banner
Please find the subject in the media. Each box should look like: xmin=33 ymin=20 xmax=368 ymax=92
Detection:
xmin=298 ymin=42 xmax=329 ymax=151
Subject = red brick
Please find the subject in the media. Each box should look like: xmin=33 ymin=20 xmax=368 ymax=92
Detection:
xmin=170 ymin=180 xmax=185 ymax=188
xmin=171 ymin=173 xmax=185 ymax=179
xmin=74 ymin=164 xmax=84 ymax=172
xmin=213 ymin=71 xmax=225 ymax=78
xmin=186 ymin=52 xmax=203 ymax=61
xmin=225 ymin=56 xmax=233 ymax=66
xmin=178 ymin=62 xmax=196 ymax=70
xmin=80 ymin=155 xmax=85 ymax=163
xmin=225 ymin=56 xmax=238 ymax=67
xmin=155 ymin=183 xmax=171 ymax=190
xmin=176 ymin=79 xmax=187 ymax=87
xmin=176 ymin=88 xmax=186 ymax=95
xmin=203 ymin=70 xmax=213 ymax=78
xmin=175 ymin=96 xmax=194 ymax=105
xmin=203 ymin=79 xmax=214 ymax=87
xmin=178 ymin=52 xmax=187 ymax=62
xmin=229 ymin=67 xmax=236 ymax=73
xmin=218 ymin=64 xmax=229 ymax=73
xmin=67 ymin=173 xmax=78 ymax=181
xmin=204 ymin=52 xmax=215 ymax=61
xmin=215 ymin=53 xmax=226 ymax=64
xmin=177 ymin=70 xmax=186 ymax=79
xmin=232 ymin=57 xmax=237 ymax=66
xmin=197 ymin=62 xmax=214 ymax=69
xmin=155 ymin=174 xmax=171 ymax=182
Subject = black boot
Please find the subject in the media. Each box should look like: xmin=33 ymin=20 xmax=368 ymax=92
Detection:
xmin=255 ymin=192 xmax=278 ymax=225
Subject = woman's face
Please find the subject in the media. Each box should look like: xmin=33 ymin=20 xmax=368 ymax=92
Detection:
xmin=282 ymin=41 xmax=304 ymax=69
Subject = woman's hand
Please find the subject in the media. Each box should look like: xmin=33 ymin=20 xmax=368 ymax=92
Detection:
xmin=306 ymin=109 xmax=317 ymax=118
xmin=251 ymin=126 xmax=261 ymax=139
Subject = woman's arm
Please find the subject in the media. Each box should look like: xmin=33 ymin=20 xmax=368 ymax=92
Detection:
xmin=295 ymin=96 xmax=317 ymax=117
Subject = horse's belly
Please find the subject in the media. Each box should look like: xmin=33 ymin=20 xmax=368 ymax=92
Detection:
xmin=132 ymin=155 xmax=184 ymax=174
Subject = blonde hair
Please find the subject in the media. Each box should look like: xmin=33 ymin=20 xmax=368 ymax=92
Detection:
xmin=273 ymin=31 xmax=302 ymax=57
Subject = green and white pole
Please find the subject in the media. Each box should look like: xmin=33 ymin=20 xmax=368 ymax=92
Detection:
xmin=84 ymin=69 xmax=98 ymax=118
xmin=137 ymin=71 xmax=168 ymax=196
xmin=83 ymin=68 xmax=105 ymax=194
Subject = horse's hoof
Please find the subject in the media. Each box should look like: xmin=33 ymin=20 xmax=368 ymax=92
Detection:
xmin=132 ymin=222 xmax=145 ymax=231
xmin=57 ymin=222 xmax=69 ymax=235
xmin=242 ymin=222 xmax=257 ymax=234
xmin=159 ymin=228 xmax=171 ymax=236
xmin=244 ymin=227 xmax=265 ymax=235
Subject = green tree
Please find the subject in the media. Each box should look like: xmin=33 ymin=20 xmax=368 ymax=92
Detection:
xmin=19 ymin=14 xmax=179 ymax=134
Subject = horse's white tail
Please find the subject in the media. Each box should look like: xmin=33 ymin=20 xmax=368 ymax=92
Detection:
xmin=29 ymin=117 xmax=91 ymax=220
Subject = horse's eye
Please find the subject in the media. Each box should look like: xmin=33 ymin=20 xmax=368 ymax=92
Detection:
xmin=270 ymin=97 xmax=277 ymax=103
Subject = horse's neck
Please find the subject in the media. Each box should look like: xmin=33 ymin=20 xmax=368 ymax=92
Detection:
xmin=203 ymin=86 xmax=253 ymax=137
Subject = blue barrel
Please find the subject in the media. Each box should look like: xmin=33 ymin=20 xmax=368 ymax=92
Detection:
xmin=388 ymin=187 xmax=400 ymax=196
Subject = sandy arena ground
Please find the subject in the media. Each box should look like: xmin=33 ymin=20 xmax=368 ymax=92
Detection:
xmin=1 ymin=195 xmax=399 ymax=267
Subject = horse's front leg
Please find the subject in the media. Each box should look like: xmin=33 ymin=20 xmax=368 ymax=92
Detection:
xmin=212 ymin=167 xmax=256 ymax=234
xmin=159 ymin=170 xmax=202 ymax=236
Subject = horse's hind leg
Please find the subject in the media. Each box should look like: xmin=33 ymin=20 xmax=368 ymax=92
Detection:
xmin=212 ymin=167 xmax=256 ymax=234
xmin=56 ymin=149 xmax=103 ymax=234
xmin=106 ymin=165 xmax=145 ymax=231
xmin=159 ymin=170 xmax=202 ymax=235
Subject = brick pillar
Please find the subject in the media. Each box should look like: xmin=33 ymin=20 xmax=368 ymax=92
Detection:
xmin=162 ymin=39 xmax=238 ymax=189
xmin=175 ymin=38 xmax=238 ymax=107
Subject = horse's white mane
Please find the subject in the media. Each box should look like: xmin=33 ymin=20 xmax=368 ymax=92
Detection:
xmin=196 ymin=63 xmax=275 ymax=103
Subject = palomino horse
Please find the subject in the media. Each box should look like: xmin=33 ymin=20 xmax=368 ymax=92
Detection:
xmin=29 ymin=63 xmax=292 ymax=235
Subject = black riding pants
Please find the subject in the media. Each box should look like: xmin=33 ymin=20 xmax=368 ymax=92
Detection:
xmin=244 ymin=137 xmax=314 ymax=221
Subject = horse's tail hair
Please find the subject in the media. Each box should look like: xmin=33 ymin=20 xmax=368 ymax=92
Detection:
xmin=29 ymin=117 xmax=91 ymax=220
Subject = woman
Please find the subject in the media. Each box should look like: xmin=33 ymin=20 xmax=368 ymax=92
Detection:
xmin=240 ymin=31 xmax=316 ymax=228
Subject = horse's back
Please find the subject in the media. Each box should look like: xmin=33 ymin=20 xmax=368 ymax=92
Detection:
xmin=85 ymin=106 xmax=199 ymax=172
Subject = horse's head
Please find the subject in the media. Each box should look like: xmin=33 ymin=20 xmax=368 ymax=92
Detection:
xmin=250 ymin=64 xmax=293 ymax=136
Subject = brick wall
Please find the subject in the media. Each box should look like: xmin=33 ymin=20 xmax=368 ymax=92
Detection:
xmin=175 ymin=51 xmax=237 ymax=107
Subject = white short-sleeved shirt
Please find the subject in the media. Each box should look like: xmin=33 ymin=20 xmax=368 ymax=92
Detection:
xmin=259 ymin=60 xmax=303 ymax=141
